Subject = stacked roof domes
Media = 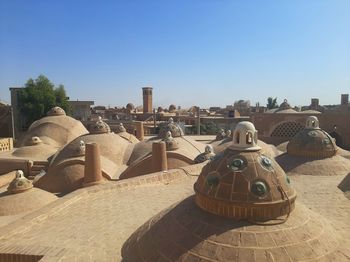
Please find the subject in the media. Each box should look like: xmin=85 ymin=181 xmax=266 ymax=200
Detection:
xmin=114 ymin=123 xmax=139 ymax=144
xmin=122 ymin=122 xmax=345 ymax=261
xmin=276 ymin=116 xmax=350 ymax=176
xmin=35 ymin=119 xmax=134 ymax=193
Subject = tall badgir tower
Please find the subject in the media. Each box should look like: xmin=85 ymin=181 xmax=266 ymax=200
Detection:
xmin=142 ymin=87 xmax=153 ymax=114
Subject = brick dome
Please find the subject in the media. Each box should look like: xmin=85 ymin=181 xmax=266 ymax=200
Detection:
xmin=47 ymin=106 xmax=66 ymax=116
xmin=89 ymin=117 xmax=111 ymax=134
xmin=158 ymin=118 xmax=184 ymax=138
xmin=287 ymin=116 xmax=337 ymax=158
xmin=122 ymin=122 xmax=344 ymax=262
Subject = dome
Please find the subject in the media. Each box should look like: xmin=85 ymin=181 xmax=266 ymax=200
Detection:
xmin=194 ymin=145 xmax=215 ymax=163
xmin=18 ymin=107 xmax=88 ymax=147
xmin=7 ymin=170 xmax=33 ymax=194
xmin=122 ymin=122 xmax=344 ymax=262
xmin=279 ymin=99 xmax=292 ymax=110
xmin=158 ymin=118 xmax=184 ymax=138
xmin=89 ymin=117 xmax=111 ymax=134
xmin=47 ymin=106 xmax=66 ymax=116
xmin=157 ymin=106 xmax=164 ymax=113
xmin=169 ymin=104 xmax=177 ymax=112
xmin=194 ymin=145 xmax=295 ymax=221
xmin=126 ymin=103 xmax=135 ymax=111
xmin=163 ymin=131 xmax=179 ymax=151
xmin=35 ymin=132 xmax=134 ymax=193
xmin=287 ymin=116 xmax=337 ymax=158
xmin=230 ymin=121 xmax=261 ymax=151
xmin=10 ymin=136 xmax=58 ymax=161
xmin=0 ymin=170 xmax=57 ymax=216
xmin=114 ymin=123 xmax=126 ymax=133
xmin=215 ymin=129 xmax=226 ymax=141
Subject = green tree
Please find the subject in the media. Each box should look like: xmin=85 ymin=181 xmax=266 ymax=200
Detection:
xmin=267 ymin=97 xmax=278 ymax=109
xmin=18 ymin=75 xmax=71 ymax=127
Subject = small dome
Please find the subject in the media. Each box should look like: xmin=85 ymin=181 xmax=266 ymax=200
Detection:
xmin=7 ymin=170 xmax=33 ymax=194
xmin=158 ymin=118 xmax=184 ymax=138
xmin=230 ymin=121 xmax=261 ymax=151
xmin=225 ymin=129 xmax=232 ymax=138
xmin=305 ymin=115 xmax=320 ymax=129
xmin=29 ymin=136 xmax=43 ymax=145
xmin=47 ymin=106 xmax=66 ymax=116
xmin=163 ymin=131 xmax=179 ymax=151
xmin=194 ymin=145 xmax=215 ymax=163
xmin=89 ymin=117 xmax=111 ymax=134
xmin=168 ymin=104 xmax=176 ymax=112
xmin=279 ymin=99 xmax=292 ymax=110
xmin=215 ymin=129 xmax=226 ymax=141
xmin=114 ymin=123 xmax=126 ymax=133
xmin=126 ymin=103 xmax=134 ymax=111
xmin=287 ymin=117 xmax=337 ymax=158
xmin=157 ymin=106 xmax=163 ymax=113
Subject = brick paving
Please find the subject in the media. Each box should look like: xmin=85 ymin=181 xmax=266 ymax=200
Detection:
xmin=0 ymin=167 xmax=349 ymax=261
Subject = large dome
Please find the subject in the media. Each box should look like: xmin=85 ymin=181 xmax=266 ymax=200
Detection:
xmin=122 ymin=122 xmax=344 ymax=261
xmin=276 ymin=116 xmax=350 ymax=176
xmin=18 ymin=106 xmax=88 ymax=147
xmin=287 ymin=116 xmax=337 ymax=158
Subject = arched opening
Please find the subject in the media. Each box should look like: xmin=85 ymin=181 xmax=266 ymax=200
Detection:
xmin=246 ymin=132 xmax=253 ymax=144
xmin=235 ymin=131 xmax=240 ymax=144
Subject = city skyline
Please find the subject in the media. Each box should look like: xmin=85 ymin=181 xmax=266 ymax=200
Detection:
xmin=1 ymin=0 xmax=349 ymax=107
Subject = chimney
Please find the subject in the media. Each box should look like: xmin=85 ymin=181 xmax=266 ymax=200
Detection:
xmin=152 ymin=141 xmax=168 ymax=173
xmin=83 ymin=143 xmax=104 ymax=187
xmin=135 ymin=121 xmax=144 ymax=141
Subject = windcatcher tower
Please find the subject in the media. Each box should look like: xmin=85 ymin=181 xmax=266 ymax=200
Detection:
xmin=142 ymin=87 xmax=153 ymax=114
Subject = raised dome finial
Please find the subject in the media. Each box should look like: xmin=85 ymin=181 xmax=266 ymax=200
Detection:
xmin=168 ymin=118 xmax=174 ymax=124
xmin=305 ymin=116 xmax=320 ymax=129
xmin=30 ymin=136 xmax=42 ymax=145
xmin=7 ymin=170 xmax=33 ymax=194
xmin=89 ymin=118 xmax=111 ymax=134
xmin=230 ymin=121 xmax=261 ymax=151
xmin=115 ymin=123 xmax=126 ymax=133
xmin=47 ymin=106 xmax=66 ymax=116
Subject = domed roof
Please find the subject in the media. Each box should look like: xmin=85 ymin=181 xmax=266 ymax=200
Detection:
xmin=11 ymin=136 xmax=58 ymax=160
xmin=114 ymin=123 xmax=126 ymax=133
xmin=7 ymin=170 xmax=33 ymax=194
xmin=158 ymin=118 xmax=184 ymax=138
xmin=47 ymin=106 xmax=66 ymax=116
xmin=37 ymin=132 xmax=134 ymax=193
xmin=157 ymin=106 xmax=164 ymax=113
xmin=287 ymin=116 xmax=337 ymax=158
xmin=89 ymin=117 xmax=111 ymax=134
xmin=169 ymin=104 xmax=176 ymax=112
xmin=215 ymin=129 xmax=226 ymax=141
xmin=279 ymin=99 xmax=292 ymax=110
xmin=122 ymin=122 xmax=344 ymax=262
xmin=0 ymin=170 xmax=57 ymax=216
xmin=194 ymin=145 xmax=215 ymax=163
xmin=126 ymin=103 xmax=135 ymax=111
xmin=18 ymin=107 xmax=88 ymax=147
xmin=195 ymin=124 xmax=295 ymax=221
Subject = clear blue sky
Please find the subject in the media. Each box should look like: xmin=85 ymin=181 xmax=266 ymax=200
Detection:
xmin=0 ymin=0 xmax=349 ymax=108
